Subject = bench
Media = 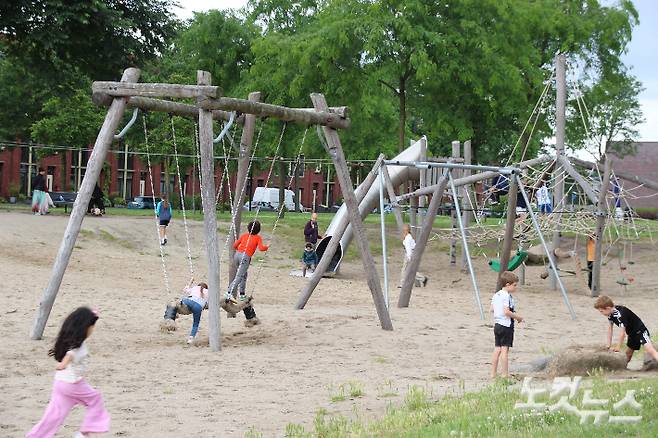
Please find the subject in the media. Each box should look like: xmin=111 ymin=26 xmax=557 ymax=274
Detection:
xmin=49 ymin=191 xmax=77 ymax=213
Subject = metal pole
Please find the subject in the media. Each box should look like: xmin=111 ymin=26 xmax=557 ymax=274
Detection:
xmin=516 ymin=174 xmax=576 ymax=319
xmin=551 ymin=53 xmax=567 ymax=290
xmin=378 ymin=165 xmax=389 ymax=308
xmin=449 ymin=172 xmax=485 ymax=319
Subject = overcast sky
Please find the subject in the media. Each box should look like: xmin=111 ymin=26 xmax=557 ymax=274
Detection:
xmin=176 ymin=0 xmax=658 ymax=141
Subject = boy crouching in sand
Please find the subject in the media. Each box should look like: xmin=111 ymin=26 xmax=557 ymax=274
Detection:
xmin=594 ymin=295 xmax=658 ymax=365
xmin=491 ymin=271 xmax=524 ymax=378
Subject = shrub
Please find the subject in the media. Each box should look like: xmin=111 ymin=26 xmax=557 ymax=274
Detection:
xmin=113 ymin=197 xmax=127 ymax=207
xmin=635 ymin=207 xmax=658 ymax=220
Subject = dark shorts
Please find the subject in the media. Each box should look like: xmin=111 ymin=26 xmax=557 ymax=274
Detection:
xmin=494 ymin=323 xmax=514 ymax=347
xmin=627 ymin=329 xmax=651 ymax=351
xmin=303 ymin=263 xmax=314 ymax=269
xmin=159 ymin=219 xmax=170 ymax=226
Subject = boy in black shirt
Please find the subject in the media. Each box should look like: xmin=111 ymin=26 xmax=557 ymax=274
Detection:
xmin=594 ymin=295 xmax=658 ymax=365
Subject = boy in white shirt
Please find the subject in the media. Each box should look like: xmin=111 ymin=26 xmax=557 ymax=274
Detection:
xmin=491 ymin=271 xmax=524 ymax=378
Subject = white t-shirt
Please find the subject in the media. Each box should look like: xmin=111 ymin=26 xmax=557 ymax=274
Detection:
xmin=185 ymin=285 xmax=208 ymax=308
xmin=403 ymin=234 xmax=416 ymax=260
xmin=55 ymin=341 xmax=89 ymax=383
xmin=491 ymin=290 xmax=515 ymax=327
xmin=537 ymin=185 xmax=551 ymax=205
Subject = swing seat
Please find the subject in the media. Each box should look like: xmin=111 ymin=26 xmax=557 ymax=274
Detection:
xmin=488 ymin=251 xmax=528 ymax=273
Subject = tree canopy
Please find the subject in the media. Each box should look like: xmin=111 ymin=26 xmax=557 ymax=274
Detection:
xmin=0 ymin=0 xmax=644 ymax=167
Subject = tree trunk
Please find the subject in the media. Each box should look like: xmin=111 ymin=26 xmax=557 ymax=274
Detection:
xmin=278 ymin=158 xmax=286 ymax=219
xmin=398 ymin=78 xmax=406 ymax=152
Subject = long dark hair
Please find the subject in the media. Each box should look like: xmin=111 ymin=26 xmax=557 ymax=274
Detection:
xmin=49 ymin=307 xmax=98 ymax=361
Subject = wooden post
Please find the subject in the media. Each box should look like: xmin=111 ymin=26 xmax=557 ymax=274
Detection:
xmin=30 ymin=67 xmax=140 ymax=340
xmin=381 ymin=164 xmax=404 ymax=235
xmin=551 ymin=53 xmax=567 ymax=290
xmin=122 ymin=142 xmax=129 ymax=199
xmin=197 ymin=70 xmax=222 ymax=351
xmin=496 ymin=175 xmax=518 ymax=291
xmin=27 ymin=145 xmax=34 ymax=194
xmin=398 ymin=175 xmax=449 ymax=307
xmin=461 ymin=140 xmax=472 ymax=270
xmin=296 ymin=154 xmax=384 ymax=309
xmin=591 ymin=157 xmax=612 ymax=296
xmin=310 ymin=93 xmax=392 ymax=330
xmin=229 ymin=92 xmax=261 ymax=283
xmin=449 ymin=141 xmax=460 ymax=265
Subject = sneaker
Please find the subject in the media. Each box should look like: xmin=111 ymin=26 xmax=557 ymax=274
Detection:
xmin=163 ymin=238 xmax=167 ymax=245
xmin=186 ymin=336 xmax=195 ymax=345
xmin=239 ymin=294 xmax=248 ymax=302
xmin=423 ymin=277 xmax=428 ymax=287
xmin=160 ymin=239 xmax=165 ymax=245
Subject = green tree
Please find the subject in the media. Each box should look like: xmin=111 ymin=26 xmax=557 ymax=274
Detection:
xmin=30 ymin=87 xmax=106 ymax=190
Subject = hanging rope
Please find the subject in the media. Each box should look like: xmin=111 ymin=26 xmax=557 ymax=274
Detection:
xmin=170 ymin=115 xmax=195 ymax=279
xmin=142 ymin=114 xmax=171 ymax=294
xmin=248 ymin=126 xmax=309 ymax=297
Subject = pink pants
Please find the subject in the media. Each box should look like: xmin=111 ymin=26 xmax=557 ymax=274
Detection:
xmin=26 ymin=379 xmax=110 ymax=438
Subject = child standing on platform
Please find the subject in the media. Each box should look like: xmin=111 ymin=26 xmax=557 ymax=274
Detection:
xmin=26 ymin=307 xmax=110 ymax=438
xmin=226 ymin=220 xmax=269 ymax=325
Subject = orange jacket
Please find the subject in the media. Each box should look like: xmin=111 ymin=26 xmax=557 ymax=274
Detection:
xmin=233 ymin=233 xmax=269 ymax=257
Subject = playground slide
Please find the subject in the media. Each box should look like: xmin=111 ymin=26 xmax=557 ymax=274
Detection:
xmin=315 ymin=139 xmax=423 ymax=275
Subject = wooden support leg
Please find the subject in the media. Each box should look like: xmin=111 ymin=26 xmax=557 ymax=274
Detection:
xmin=310 ymin=94 xmax=392 ymax=330
xmin=398 ymin=174 xmax=449 ymax=308
xmin=296 ymin=155 xmax=384 ymax=309
xmin=229 ymin=92 xmax=261 ymax=283
xmin=197 ymin=70 xmax=222 ymax=351
xmin=592 ymin=158 xmax=612 ymax=297
xmin=496 ymin=176 xmax=518 ymax=291
xmin=449 ymin=141 xmax=460 ymax=265
xmin=31 ymin=68 xmax=140 ymax=340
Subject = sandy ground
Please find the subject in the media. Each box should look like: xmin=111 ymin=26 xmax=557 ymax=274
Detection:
xmin=1 ymin=210 xmax=657 ymax=437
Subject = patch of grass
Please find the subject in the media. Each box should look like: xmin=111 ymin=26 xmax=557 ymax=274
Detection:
xmin=329 ymin=382 xmax=365 ymax=402
xmin=79 ymin=229 xmax=94 ymax=238
xmin=243 ymin=427 xmax=262 ymax=438
xmin=377 ymin=380 xmax=399 ymax=398
xmin=293 ymin=377 xmax=658 ymax=437
xmin=373 ymin=356 xmax=388 ymax=364
xmin=98 ymin=230 xmax=116 ymax=241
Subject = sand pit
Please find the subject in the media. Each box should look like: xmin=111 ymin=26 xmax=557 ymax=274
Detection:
xmin=2 ymin=211 xmax=657 ymax=437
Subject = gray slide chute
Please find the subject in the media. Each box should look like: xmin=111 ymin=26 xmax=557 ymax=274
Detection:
xmin=315 ymin=139 xmax=423 ymax=275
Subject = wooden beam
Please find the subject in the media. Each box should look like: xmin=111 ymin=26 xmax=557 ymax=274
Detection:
xmin=397 ymin=155 xmax=554 ymax=202
xmin=197 ymin=70 xmax=222 ymax=351
xmin=591 ymin=158 xmax=612 ymax=297
xmin=496 ymin=176 xmax=518 ymax=291
xmin=310 ymin=93 xmax=392 ymax=330
xmin=92 ymin=81 xmax=221 ymax=99
xmin=229 ymin=92 xmax=261 ymax=284
xmin=398 ymin=174 xmax=449 ymax=307
xmin=92 ymin=93 xmax=241 ymax=123
xmin=201 ymin=96 xmax=351 ymax=129
xmin=558 ymin=155 xmax=598 ymax=204
xmin=381 ymin=164 xmax=404 ymax=235
xmin=30 ymin=67 xmax=141 ymax=340
xmin=571 ymin=156 xmax=658 ymax=192
xmin=296 ymin=154 xmax=384 ymax=309
xmin=418 ymin=136 xmax=428 ymax=230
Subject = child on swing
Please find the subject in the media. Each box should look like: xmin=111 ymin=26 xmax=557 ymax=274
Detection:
xmin=26 ymin=307 xmax=110 ymax=438
xmin=226 ymin=220 xmax=269 ymax=326
xmin=181 ymin=278 xmax=209 ymax=345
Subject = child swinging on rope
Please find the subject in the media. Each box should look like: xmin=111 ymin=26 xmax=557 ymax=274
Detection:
xmin=226 ymin=220 xmax=269 ymax=326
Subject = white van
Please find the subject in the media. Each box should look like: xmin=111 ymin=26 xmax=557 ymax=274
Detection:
xmin=244 ymin=187 xmax=304 ymax=212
